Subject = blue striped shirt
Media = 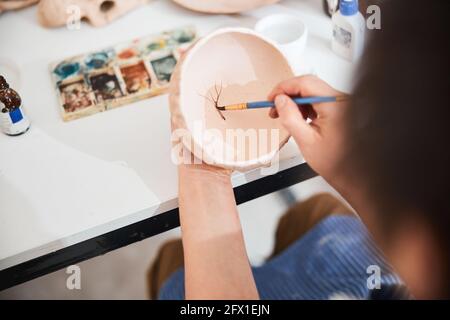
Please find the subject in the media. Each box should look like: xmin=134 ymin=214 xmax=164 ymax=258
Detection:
xmin=159 ymin=215 xmax=409 ymax=300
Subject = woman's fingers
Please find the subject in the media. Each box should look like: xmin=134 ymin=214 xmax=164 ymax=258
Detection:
xmin=268 ymin=75 xmax=323 ymax=120
xmin=268 ymin=75 xmax=319 ymax=101
xmin=268 ymin=107 xmax=278 ymax=118
xmin=268 ymin=75 xmax=344 ymax=123
xmin=268 ymin=78 xmax=303 ymax=101
xmin=302 ymin=104 xmax=318 ymax=120
xmin=269 ymin=103 xmax=317 ymax=120
xmin=274 ymin=94 xmax=315 ymax=142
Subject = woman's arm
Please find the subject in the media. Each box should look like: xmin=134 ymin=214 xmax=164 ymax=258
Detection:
xmin=178 ymin=163 xmax=259 ymax=300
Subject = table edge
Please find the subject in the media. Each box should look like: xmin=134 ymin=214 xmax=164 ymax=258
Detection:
xmin=0 ymin=163 xmax=316 ymax=291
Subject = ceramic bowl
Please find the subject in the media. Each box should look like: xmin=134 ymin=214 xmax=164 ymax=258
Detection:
xmin=170 ymin=28 xmax=293 ymax=171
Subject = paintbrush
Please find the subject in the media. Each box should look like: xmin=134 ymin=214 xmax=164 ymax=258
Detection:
xmin=216 ymin=95 xmax=349 ymax=111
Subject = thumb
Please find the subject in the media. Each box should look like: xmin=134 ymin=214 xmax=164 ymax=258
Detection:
xmin=274 ymin=94 xmax=314 ymax=141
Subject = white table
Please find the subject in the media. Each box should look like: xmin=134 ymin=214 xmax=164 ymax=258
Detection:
xmin=0 ymin=0 xmax=355 ymax=290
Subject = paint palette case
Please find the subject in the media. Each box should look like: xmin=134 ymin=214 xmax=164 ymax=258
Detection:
xmin=50 ymin=26 xmax=196 ymax=121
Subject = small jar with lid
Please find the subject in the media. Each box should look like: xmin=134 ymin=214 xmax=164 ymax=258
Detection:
xmin=0 ymin=76 xmax=31 ymax=136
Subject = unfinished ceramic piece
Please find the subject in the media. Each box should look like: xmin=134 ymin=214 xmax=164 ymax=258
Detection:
xmin=0 ymin=0 xmax=39 ymax=13
xmin=37 ymin=0 xmax=148 ymax=28
xmin=172 ymin=0 xmax=280 ymax=14
xmin=170 ymin=28 xmax=293 ymax=171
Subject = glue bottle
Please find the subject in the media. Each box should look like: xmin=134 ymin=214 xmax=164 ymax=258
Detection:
xmin=0 ymin=76 xmax=30 ymax=136
xmin=331 ymin=0 xmax=365 ymax=62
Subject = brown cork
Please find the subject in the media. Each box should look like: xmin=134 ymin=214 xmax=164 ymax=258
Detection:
xmin=0 ymin=76 xmax=9 ymax=90
xmin=0 ymin=76 xmax=22 ymax=113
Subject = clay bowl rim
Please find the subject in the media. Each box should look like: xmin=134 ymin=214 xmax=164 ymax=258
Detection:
xmin=178 ymin=27 xmax=293 ymax=171
xmin=171 ymin=0 xmax=281 ymax=14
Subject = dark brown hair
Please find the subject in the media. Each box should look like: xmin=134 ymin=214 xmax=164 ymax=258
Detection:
xmin=347 ymin=0 xmax=449 ymax=297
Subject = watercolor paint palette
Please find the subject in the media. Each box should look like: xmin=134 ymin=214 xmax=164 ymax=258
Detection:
xmin=50 ymin=26 xmax=196 ymax=121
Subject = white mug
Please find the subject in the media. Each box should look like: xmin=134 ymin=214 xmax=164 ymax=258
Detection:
xmin=255 ymin=14 xmax=308 ymax=73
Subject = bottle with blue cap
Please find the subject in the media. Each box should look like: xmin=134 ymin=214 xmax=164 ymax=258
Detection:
xmin=331 ymin=0 xmax=365 ymax=61
xmin=0 ymin=75 xmax=30 ymax=136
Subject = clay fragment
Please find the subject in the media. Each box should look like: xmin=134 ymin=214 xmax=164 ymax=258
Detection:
xmin=37 ymin=0 xmax=148 ymax=28
xmin=0 ymin=0 xmax=39 ymax=14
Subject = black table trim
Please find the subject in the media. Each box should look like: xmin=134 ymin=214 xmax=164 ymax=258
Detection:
xmin=0 ymin=163 xmax=316 ymax=291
